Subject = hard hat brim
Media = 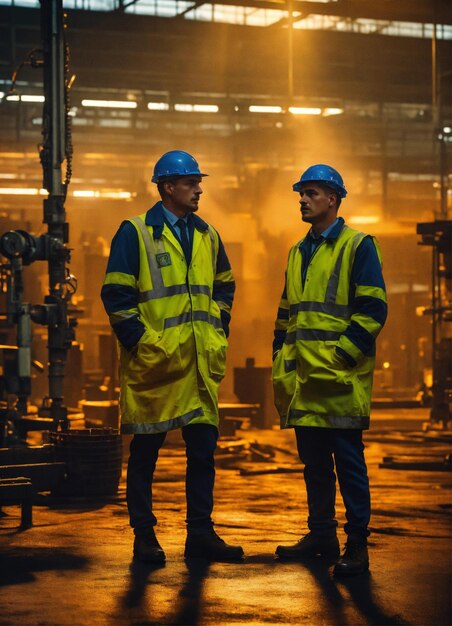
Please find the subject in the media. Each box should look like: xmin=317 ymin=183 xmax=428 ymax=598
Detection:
xmin=152 ymin=172 xmax=209 ymax=183
xmin=292 ymin=179 xmax=347 ymax=197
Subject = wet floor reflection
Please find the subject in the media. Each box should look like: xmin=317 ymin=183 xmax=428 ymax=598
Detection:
xmin=301 ymin=558 xmax=411 ymax=626
xmin=118 ymin=558 xmax=210 ymax=626
xmin=122 ymin=559 xmax=166 ymax=611
xmin=169 ymin=559 xmax=211 ymax=625
xmin=336 ymin=573 xmax=411 ymax=626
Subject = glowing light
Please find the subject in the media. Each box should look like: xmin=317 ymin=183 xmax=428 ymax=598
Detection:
xmin=73 ymin=190 xmax=97 ymax=198
xmin=0 ymin=187 xmax=39 ymax=195
xmin=147 ymin=102 xmax=169 ymax=110
xmin=323 ymin=107 xmax=344 ymax=116
xmin=289 ymin=107 xmax=322 ymax=115
xmin=348 ymin=216 xmax=381 ymax=224
xmin=21 ymin=95 xmax=45 ymax=103
xmin=249 ymin=105 xmax=282 ymax=113
xmin=383 ymin=362 xmax=390 ymax=369
xmin=443 ymin=126 xmax=452 ymax=134
xmin=193 ymin=104 xmax=219 ymax=112
xmin=72 ymin=190 xmax=132 ymax=199
xmin=174 ymin=104 xmax=219 ymax=112
xmin=81 ymin=99 xmax=137 ymax=109
xmin=101 ymin=191 xmax=132 ymax=199
xmin=2 ymin=93 xmax=44 ymax=102
xmin=0 ymin=152 xmax=38 ymax=159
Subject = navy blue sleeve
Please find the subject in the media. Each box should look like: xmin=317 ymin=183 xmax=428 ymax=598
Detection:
xmin=273 ymin=279 xmax=288 ymax=356
xmin=105 ymin=220 xmax=140 ymax=277
xmin=213 ymin=231 xmax=236 ymax=337
xmin=337 ymin=236 xmax=388 ymax=366
xmin=101 ymin=221 xmax=145 ymax=351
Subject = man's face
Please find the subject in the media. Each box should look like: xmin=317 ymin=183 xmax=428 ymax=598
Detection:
xmin=165 ymin=176 xmax=203 ymax=216
xmin=298 ymin=183 xmax=336 ymax=227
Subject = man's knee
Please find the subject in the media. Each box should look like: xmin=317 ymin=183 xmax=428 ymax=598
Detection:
xmin=183 ymin=424 xmax=218 ymax=461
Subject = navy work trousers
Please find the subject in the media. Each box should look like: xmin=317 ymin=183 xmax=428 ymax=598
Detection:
xmin=295 ymin=426 xmax=371 ymax=539
xmin=127 ymin=423 xmax=218 ymax=535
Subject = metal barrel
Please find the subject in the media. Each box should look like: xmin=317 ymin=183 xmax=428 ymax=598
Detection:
xmin=49 ymin=428 xmax=122 ymax=496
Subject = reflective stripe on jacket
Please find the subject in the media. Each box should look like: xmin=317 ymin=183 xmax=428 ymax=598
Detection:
xmin=102 ymin=207 xmax=234 ymax=433
xmin=272 ymin=221 xmax=387 ymax=430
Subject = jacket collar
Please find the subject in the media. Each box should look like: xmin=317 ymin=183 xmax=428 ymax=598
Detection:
xmin=324 ymin=216 xmax=345 ymax=240
xmin=299 ymin=216 xmax=345 ymax=249
xmin=145 ymin=201 xmax=209 ymax=238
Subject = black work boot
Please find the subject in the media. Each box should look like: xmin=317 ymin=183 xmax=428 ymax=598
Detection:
xmin=133 ymin=528 xmax=166 ymax=564
xmin=184 ymin=529 xmax=244 ymax=561
xmin=333 ymin=537 xmax=369 ymax=576
xmin=276 ymin=532 xmax=340 ymax=560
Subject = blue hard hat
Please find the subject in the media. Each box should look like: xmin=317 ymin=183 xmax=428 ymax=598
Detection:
xmin=151 ymin=150 xmax=208 ymax=183
xmin=293 ymin=164 xmax=347 ymax=198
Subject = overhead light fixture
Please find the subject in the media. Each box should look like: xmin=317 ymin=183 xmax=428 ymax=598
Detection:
xmin=0 ymin=152 xmax=37 ymax=159
xmin=349 ymin=216 xmax=380 ymax=224
xmin=100 ymin=191 xmax=132 ymax=199
xmin=174 ymin=104 xmax=219 ymax=112
xmin=249 ymin=105 xmax=282 ymax=113
xmin=193 ymin=104 xmax=219 ymax=112
xmin=72 ymin=190 xmax=132 ymax=199
xmin=81 ymin=99 xmax=137 ymax=109
xmin=0 ymin=188 xmax=47 ymax=195
xmin=21 ymin=95 xmax=45 ymax=103
xmin=0 ymin=187 xmax=39 ymax=195
xmin=3 ymin=94 xmax=45 ymax=103
xmin=193 ymin=104 xmax=218 ymax=112
xmin=147 ymin=102 xmax=169 ymax=110
xmin=73 ymin=190 xmax=97 ymax=198
xmin=323 ymin=107 xmax=344 ymax=116
xmin=289 ymin=106 xmax=322 ymax=115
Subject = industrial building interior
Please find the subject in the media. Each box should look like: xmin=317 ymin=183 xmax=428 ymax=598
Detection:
xmin=0 ymin=1 xmax=451 ymax=625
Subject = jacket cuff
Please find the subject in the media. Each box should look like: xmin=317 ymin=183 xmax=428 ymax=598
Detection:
xmin=121 ymin=326 xmax=146 ymax=352
xmin=220 ymin=310 xmax=231 ymax=338
xmin=335 ymin=345 xmax=357 ymax=368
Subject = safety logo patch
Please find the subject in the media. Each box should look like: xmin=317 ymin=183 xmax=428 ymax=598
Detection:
xmin=156 ymin=252 xmax=172 ymax=267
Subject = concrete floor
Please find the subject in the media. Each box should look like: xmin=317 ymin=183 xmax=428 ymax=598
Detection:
xmin=1 ymin=408 xmax=451 ymax=626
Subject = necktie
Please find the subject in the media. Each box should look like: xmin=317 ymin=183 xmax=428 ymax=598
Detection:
xmin=176 ymin=218 xmax=191 ymax=264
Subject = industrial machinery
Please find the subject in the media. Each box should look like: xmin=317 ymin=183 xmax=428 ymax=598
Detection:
xmin=0 ymin=2 xmax=122 ymax=516
xmin=0 ymin=0 xmax=77 ymax=446
xmin=417 ymin=220 xmax=452 ymax=428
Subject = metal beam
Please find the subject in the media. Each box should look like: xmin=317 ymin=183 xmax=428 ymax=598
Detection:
xmin=115 ymin=0 xmax=141 ymax=12
xmin=187 ymin=0 xmax=452 ymax=26
xmin=175 ymin=1 xmax=207 ymax=18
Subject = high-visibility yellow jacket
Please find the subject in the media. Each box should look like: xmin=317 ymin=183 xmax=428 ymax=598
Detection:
xmin=272 ymin=218 xmax=387 ymax=430
xmin=101 ymin=203 xmax=235 ymax=434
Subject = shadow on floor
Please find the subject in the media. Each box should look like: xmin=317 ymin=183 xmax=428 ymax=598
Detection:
xmin=301 ymin=559 xmax=411 ymax=626
xmin=0 ymin=547 xmax=89 ymax=587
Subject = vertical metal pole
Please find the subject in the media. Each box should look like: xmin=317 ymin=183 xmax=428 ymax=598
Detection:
xmin=40 ymin=0 xmax=74 ymax=429
xmin=432 ymin=23 xmax=437 ymax=120
xmin=431 ymin=22 xmax=438 ymax=219
xmin=431 ymin=23 xmax=447 ymax=219
xmin=287 ymin=0 xmax=294 ymax=102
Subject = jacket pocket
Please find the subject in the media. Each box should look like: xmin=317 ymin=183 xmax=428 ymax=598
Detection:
xmin=297 ymin=341 xmax=368 ymax=416
xmin=127 ymin=327 xmax=184 ymax=389
xmin=206 ymin=326 xmax=228 ymax=380
xmin=272 ymin=347 xmax=297 ymax=421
